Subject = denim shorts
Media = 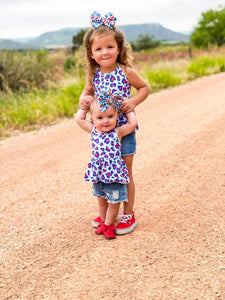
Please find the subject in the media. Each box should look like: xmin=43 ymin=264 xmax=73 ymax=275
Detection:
xmin=121 ymin=131 xmax=136 ymax=157
xmin=92 ymin=182 xmax=128 ymax=204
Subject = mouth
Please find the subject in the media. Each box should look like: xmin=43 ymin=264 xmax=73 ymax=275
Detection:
xmin=102 ymin=124 xmax=111 ymax=130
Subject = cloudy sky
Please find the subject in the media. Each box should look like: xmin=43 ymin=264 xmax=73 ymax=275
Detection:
xmin=0 ymin=0 xmax=223 ymax=39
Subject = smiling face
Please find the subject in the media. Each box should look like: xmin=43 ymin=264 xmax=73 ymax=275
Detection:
xmin=91 ymin=104 xmax=118 ymax=133
xmin=91 ymin=32 xmax=120 ymax=73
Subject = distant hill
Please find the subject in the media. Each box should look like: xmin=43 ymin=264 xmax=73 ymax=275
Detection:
xmin=0 ymin=23 xmax=190 ymax=50
xmin=26 ymin=28 xmax=83 ymax=49
xmin=118 ymin=23 xmax=189 ymax=43
xmin=0 ymin=38 xmax=26 ymax=50
xmin=180 ymin=30 xmax=192 ymax=36
xmin=11 ymin=37 xmax=34 ymax=43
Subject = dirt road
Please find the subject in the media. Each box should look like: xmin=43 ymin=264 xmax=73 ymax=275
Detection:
xmin=1 ymin=73 xmax=225 ymax=299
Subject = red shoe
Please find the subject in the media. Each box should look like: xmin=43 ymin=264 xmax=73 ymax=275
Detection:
xmin=102 ymin=224 xmax=116 ymax=239
xmin=115 ymin=212 xmax=137 ymax=235
xmin=92 ymin=216 xmax=101 ymax=228
xmin=95 ymin=221 xmax=104 ymax=235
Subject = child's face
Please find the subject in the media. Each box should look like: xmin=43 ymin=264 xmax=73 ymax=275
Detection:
xmin=91 ymin=105 xmax=118 ymax=133
xmin=91 ymin=32 xmax=119 ymax=72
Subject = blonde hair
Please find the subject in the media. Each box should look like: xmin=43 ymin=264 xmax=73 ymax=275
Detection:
xmin=83 ymin=25 xmax=133 ymax=84
xmin=89 ymin=99 xmax=98 ymax=114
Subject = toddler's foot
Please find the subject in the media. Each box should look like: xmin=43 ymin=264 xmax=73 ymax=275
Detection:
xmin=95 ymin=221 xmax=104 ymax=235
xmin=102 ymin=224 xmax=116 ymax=239
xmin=115 ymin=212 xmax=137 ymax=235
xmin=95 ymin=222 xmax=116 ymax=239
xmin=92 ymin=216 xmax=101 ymax=228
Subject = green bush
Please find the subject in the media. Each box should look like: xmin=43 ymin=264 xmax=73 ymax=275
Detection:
xmin=64 ymin=57 xmax=75 ymax=72
xmin=0 ymin=50 xmax=56 ymax=92
xmin=147 ymin=68 xmax=182 ymax=90
xmin=0 ymin=79 xmax=84 ymax=134
xmin=187 ymin=56 xmax=225 ymax=76
xmin=63 ymin=49 xmax=85 ymax=76
xmin=131 ymin=34 xmax=160 ymax=51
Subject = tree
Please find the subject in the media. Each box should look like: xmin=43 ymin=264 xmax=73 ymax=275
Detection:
xmin=72 ymin=29 xmax=87 ymax=52
xmin=191 ymin=5 xmax=225 ymax=48
xmin=130 ymin=34 xmax=160 ymax=52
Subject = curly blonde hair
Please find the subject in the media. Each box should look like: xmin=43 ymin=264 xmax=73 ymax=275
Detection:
xmin=83 ymin=25 xmax=133 ymax=84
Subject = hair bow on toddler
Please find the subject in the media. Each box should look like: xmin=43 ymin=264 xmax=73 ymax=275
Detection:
xmin=90 ymin=11 xmax=117 ymax=30
xmin=98 ymin=88 xmax=124 ymax=112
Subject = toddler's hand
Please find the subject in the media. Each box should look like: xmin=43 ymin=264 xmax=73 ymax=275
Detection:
xmin=79 ymin=95 xmax=94 ymax=110
xmin=120 ymin=99 xmax=136 ymax=114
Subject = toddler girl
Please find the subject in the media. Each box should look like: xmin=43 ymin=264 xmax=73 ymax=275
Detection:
xmin=75 ymin=98 xmax=137 ymax=239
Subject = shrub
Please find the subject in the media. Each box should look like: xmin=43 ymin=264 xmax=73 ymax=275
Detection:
xmin=0 ymin=79 xmax=84 ymax=135
xmin=147 ymin=68 xmax=182 ymax=90
xmin=0 ymin=50 xmax=56 ymax=92
xmin=64 ymin=57 xmax=75 ymax=72
xmin=63 ymin=49 xmax=85 ymax=76
xmin=131 ymin=34 xmax=160 ymax=52
xmin=187 ymin=56 xmax=225 ymax=76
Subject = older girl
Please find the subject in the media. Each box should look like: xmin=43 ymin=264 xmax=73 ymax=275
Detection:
xmin=79 ymin=11 xmax=150 ymax=234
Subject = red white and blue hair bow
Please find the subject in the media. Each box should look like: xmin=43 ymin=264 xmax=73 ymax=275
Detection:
xmin=90 ymin=11 xmax=117 ymax=30
xmin=98 ymin=88 xmax=124 ymax=112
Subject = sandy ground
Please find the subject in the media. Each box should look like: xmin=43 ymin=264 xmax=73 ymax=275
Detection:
xmin=1 ymin=72 xmax=225 ymax=299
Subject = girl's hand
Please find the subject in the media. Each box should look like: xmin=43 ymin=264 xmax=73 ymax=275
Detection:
xmin=79 ymin=95 xmax=94 ymax=110
xmin=120 ymin=98 xmax=136 ymax=114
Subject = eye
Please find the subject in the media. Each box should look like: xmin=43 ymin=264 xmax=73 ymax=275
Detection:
xmin=97 ymin=116 xmax=102 ymax=120
xmin=109 ymin=115 xmax=114 ymax=118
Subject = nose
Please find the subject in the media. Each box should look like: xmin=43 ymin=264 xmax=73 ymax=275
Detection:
xmin=102 ymin=48 xmax=108 ymax=55
xmin=103 ymin=117 xmax=109 ymax=124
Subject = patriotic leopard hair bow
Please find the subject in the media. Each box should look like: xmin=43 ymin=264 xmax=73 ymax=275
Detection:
xmin=98 ymin=88 xmax=124 ymax=112
xmin=90 ymin=11 xmax=117 ymax=30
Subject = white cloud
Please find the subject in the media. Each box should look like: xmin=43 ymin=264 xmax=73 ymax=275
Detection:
xmin=0 ymin=0 xmax=223 ymax=38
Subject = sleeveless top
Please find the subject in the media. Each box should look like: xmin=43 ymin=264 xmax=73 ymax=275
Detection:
xmin=84 ymin=127 xmax=129 ymax=184
xmin=92 ymin=64 xmax=131 ymax=127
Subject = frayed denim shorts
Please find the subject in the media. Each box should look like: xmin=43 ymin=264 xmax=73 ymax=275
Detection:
xmin=92 ymin=182 xmax=128 ymax=204
xmin=121 ymin=131 xmax=136 ymax=157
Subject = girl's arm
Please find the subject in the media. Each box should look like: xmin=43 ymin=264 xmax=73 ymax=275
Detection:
xmin=116 ymin=111 xmax=137 ymax=140
xmin=75 ymin=109 xmax=93 ymax=133
xmin=120 ymin=66 xmax=151 ymax=114
xmin=79 ymin=81 xmax=95 ymax=111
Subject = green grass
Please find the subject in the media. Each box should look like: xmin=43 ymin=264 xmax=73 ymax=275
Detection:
xmin=142 ymin=44 xmax=191 ymax=53
xmin=1 ymin=48 xmax=225 ymax=138
xmin=187 ymin=56 xmax=225 ymax=76
xmin=0 ymin=79 xmax=84 ymax=137
xmin=145 ymin=54 xmax=225 ymax=92
xmin=144 ymin=60 xmax=189 ymax=92
xmin=146 ymin=68 xmax=182 ymax=90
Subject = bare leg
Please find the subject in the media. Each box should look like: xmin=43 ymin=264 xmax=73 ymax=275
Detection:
xmin=105 ymin=203 xmax=120 ymax=226
xmin=97 ymin=196 xmax=108 ymax=223
xmin=122 ymin=154 xmax=135 ymax=215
